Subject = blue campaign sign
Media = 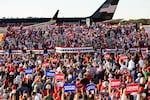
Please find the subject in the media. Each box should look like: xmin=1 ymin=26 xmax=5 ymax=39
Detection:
xmin=46 ymin=70 xmax=55 ymax=78
xmin=25 ymin=68 xmax=33 ymax=74
xmin=64 ymin=83 xmax=76 ymax=93
xmin=86 ymin=84 xmax=96 ymax=92
xmin=13 ymin=60 xmax=20 ymax=64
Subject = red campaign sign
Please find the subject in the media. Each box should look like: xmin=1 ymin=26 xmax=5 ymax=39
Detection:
xmin=42 ymin=62 xmax=50 ymax=67
xmin=52 ymin=58 xmax=58 ymax=63
xmin=110 ymin=79 xmax=121 ymax=88
xmin=142 ymin=50 xmax=147 ymax=54
xmin=126 ymin=83 xmax=139 ymax=94
xmin=104 ymin=54 xmax=110 ymax=59
xmin=55 ymin=74 xmax=65 ymax=81
xmin=119 ymin=55 xmax=128 ymax=61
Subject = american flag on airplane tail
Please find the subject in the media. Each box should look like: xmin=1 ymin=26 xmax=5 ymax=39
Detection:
xmin=100 ymin=5 xmax=117 ymax=13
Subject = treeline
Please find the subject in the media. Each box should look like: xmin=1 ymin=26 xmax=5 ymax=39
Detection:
xmin=121 ymin=19 xmax=150 ymax=25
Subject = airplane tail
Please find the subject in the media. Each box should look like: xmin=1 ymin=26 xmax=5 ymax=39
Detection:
xmin=51 ymin=10 xmax=59 ymax=20
xmin=90 ymin=0 xmax=120 ymax=22
xmin=23 ymin=10 xmax=59 ymax=29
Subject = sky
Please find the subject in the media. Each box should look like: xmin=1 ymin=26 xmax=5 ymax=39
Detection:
xmin=0 ymin=0 xmax=150 ymax=20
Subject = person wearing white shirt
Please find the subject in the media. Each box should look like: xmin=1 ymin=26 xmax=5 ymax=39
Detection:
xmin=135 ymin=73 xmax=142 ymax=83
xmin=128 ymin=57 xmax=135 ymax=80
xmin=120 ymin=65 xmax=128 ymax=72
xmin=105 ymin=61 xmax=112 ymax=71
xmin=13 ymin=75 xmax=21 ymax=85
xmin=138 ymin=57 xmax=144 ymax=68
xmin=128 ymin=57 xmax=135 ymax=71
xmin=56 ymin=66 xmax=62 ymax=73
xmin=121 ymin=89 xmax=128 ymax=100
xmin=32 ymin=90 xmax=42 ymax=100
xmin=34 ymin=93 xmax=42 ymax=100
xmin=120 ymin=61 xmax=128 ymax=72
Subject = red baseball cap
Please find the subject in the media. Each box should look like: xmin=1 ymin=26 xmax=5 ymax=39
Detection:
xmin=3 ymin=80 xmax=8 ymax=84
xmin=23 ymin=78 xmax=27 ymax=82
xmin=11 ymin=85 xmax=16 ymax=89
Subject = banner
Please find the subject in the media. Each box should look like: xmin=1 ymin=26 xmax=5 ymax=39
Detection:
xmin=55 ymin=74 xmax=65 ymax=81
xmin=46 ymin=70 xmax=55 ymax=78
xmin=103 ymin=49 xmax=123 ymax=54
xmin=110 ymin=79 xmax=121 ymax=88
xmin=55 ymin=47 xmax=94 ymax=53
xmin=26 ymin=49 xmax=54 ymax=54
xmin=129 ymin=48 xmax=148 ymax=53
xmin=0 ymin=47 xmax=148 ymax=54
xmin=86 ymin=84 xmax=96 ymax=92
xmin=0 ymin=49 xmax=54 ymax=54
xmin=64 ymin=83 xmax=76 ymax=93
xmin=129 ymin=48 xmax=137 ymax=53
xmin=126 ymin=83 xmax=139 ymax=94
xmin=25 ymin=68 xmax=33 ymax=74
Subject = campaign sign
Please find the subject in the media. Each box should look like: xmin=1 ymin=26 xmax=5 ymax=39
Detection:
xmin=110 ymin=79 xmax=121 ymax=88
xmin=126 ymin=83 xmax=139 ymax=94
xmin=13 ymin=60 xmax=20 ymax=64
xmin=86 ymin=84 xmax=96 ymax=92
xmin=64 ymin=83 xmax=76 ymax=93
xmin=42 ymin=62 xmax=50 ymax=67
xmin=25 ymin=68 xmax=33 ymax=74
xmin=56 ymin=82 xmax=64 ymax=87
xmin=104 ymin=54 xmax=110 ymax=59
xmin=119 ymin=55 xmax=128 ymax=61
xmin=55 ymin=74 xmax=65 ymax=81
xmin=46 ymin=70 xmax=55 ymax=78
xmin=52 ymin=58 xmax=58 ymax=63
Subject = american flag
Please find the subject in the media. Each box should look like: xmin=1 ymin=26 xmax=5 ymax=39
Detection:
xmin=100 ymin=5 xmax=117 ymax=13
xmin=66 ymin=31 xmax=74 ymax=38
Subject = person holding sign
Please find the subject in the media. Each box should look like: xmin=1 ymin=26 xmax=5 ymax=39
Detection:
xmin=86 ymin=79 xmax=96 ymax=100
xmin=74 ymin=87 xmax=86 ymax=100
xmin=43 ymin=84 xmax=53 ymax=100
xmin=32 ymin=76 xmax=44 ymax=93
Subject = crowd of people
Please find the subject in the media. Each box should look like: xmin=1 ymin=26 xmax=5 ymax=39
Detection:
xmin=1 ymin=23 xmax=150 ymax=50
xmin=0 ymin=23 xmax=149 ymax=100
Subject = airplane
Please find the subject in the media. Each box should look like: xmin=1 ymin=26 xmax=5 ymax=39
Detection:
xmin=0 ymin=0 xmax=120 ymax=31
